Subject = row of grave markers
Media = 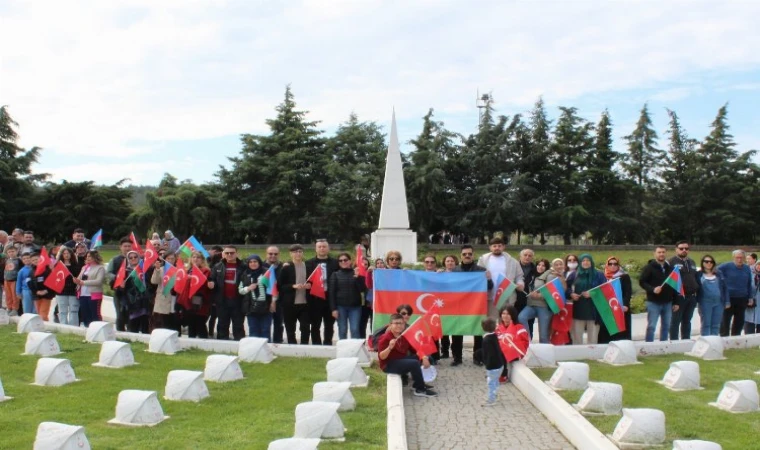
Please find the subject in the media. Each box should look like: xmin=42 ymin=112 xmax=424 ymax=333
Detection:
xmin=2 ymin=313 xmax=374 ymax=450
xmin=523 ymin=338 xmax=760 ymax=449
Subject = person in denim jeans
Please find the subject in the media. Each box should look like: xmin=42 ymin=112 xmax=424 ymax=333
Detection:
xmin=329 ymin=252 xmax=366 ymax=340
xmin=519 ymin=259 xmax=564 ymax=343
xmin=639 ymin=246 xmax=676 ymax=342
xmin=16 ymin=252 xmax=36 ymax=314
xmin=696 ymin=255 xmax=729 ymax=336
xmin=745 ymin=261 xmax=760 ymax=335
xmin=481 ymin=317 xmax=505 ymax=406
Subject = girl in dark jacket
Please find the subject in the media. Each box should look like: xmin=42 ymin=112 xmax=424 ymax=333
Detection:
xmin=239 ymin=255 xmax=272 ymax=341
xmin=329 ymin=252 xmax=366 ymax=340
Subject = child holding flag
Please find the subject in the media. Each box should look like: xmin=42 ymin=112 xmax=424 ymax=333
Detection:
xmin=481 ymin=317 xmax=505 ymax=406
xmin=496 ymin=305 xmax=530 ymax=383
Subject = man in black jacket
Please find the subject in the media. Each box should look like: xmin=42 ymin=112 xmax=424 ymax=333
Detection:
xmin=639 ymin=246 xmax=676 ymax=342
xmin=107 ymin=237 xmax=133 ymax=331
xmin=305 ymin=239 xmax=339 ymax=345
xmin=207 ymin=245 xmax=247 ymax=340
xmin=264 ymin=245 xmax=285 ymax=343
xmin=277 ymin=244 xmax=311 ymax=344
xmin=451 ymin=244 xmax=493 ymax=366
xmin=669 ymin=241 xmax=699 ymax=340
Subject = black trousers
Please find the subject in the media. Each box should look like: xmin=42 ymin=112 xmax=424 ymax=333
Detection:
xmin=359 ymin=305 xmax=372 ymax=339
xmin=284 ymin=303 xmax=310 ymax=344
xmin=114 ymin=293 xmax=129 ymax=331
xmin=271 ymin=301 xmax=285 ymax=343
xmin=185 ymin=312 xmax=209 ymax=339
xmin=451 ymin=336 xmax=464 ymax=362
xmin=216 ymin=298 xmax=244 ymax=340
xmin=308 ymin=298 xmax=335 ymax=345
xmin=128 ymin=315 xmax=149 ymax=334
xmin=721 ymin=297 xmax=747 ymax=336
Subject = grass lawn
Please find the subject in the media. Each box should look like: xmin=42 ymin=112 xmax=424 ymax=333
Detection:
xmin=0 ymin=327 xmax=387 ymax=450
xmin=533 ymin=348 xmax=760 ymax=449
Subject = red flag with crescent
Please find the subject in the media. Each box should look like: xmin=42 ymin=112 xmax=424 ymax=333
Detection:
xmin=356 ymin=245 xmax=368 ymax=278
xmin=113 ymin=258 xmax=128 ymax=289
xmin=143 ymin=239 xmax=159 ymax=269
xmin=187 ymin=264 xmax=208 ymax=298
xmin=43 ymin=261 xmax=71 ymax=294
xmin=498 ymin=324 xmax=530 ymax=362
xmin=307 ymin=265 xmax=326 ymax=300
xmin=173 ymin=257 xmax=188 ymax=294
xmin=35 ymin=247 xmax=50 ymax=276
xmin=129 ymin=232 xmax=143 ymax=256
xmin=401 ymin=306 xmax=440 ymax=357
xmin=551 ymin=302 xmax=573 ymax=333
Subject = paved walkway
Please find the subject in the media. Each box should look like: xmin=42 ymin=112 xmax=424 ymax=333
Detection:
xmin=404 ymin=348 xmax=574 ymax=450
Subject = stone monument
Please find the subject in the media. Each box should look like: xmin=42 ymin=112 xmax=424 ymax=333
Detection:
xmin=371 ymin=111 xmax=418 ymax=263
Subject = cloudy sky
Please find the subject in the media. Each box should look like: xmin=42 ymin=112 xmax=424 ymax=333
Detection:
xmin=2 ymin=1 xmax=759 ymax=186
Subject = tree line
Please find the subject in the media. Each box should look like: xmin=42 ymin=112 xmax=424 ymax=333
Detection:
xmin=2 ymin=87 xmax=758 ymax=246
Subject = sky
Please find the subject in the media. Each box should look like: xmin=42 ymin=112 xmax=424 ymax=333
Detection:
xmin=2 ymin=0 xmax=760 ymax=186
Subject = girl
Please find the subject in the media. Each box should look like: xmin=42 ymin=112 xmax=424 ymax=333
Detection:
xmin=55 ymin=246 xmax=81 ymax=326
xmin=495 ymin=305 xmax=530 ymax=383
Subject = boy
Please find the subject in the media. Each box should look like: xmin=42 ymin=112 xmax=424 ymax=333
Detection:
xmin=16 ymin=252 xmax=35 ymax=315
xmin=3 ymin=246 xmax=21 ymax=315
xmin=481 ymin=317 xmax=505 ymax=407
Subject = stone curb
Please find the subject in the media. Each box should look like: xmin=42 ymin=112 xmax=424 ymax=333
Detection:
xmin=386 ymin=374 xmax=407 ymax=450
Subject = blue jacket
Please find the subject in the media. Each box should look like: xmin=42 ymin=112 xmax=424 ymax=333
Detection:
xmin=16 ymin=265 xmax=32 ymax=294
xmin=696 ymin=271 xmax=730 ymax=307
xmin=747 ymin=275 xmax=760 ymax=324
xmin=716 ymin=262 xmax=752 ymax=300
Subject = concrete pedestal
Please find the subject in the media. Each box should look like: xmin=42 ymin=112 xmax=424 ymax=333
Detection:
xmin=371 ymin=229 xmax=418 ymax=265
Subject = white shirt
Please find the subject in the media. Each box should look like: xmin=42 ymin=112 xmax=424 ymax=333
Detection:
xmin=487 ymin=254 xmax=507 ymax=279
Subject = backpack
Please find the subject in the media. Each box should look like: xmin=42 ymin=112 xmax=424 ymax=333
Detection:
xmin=369 ymin=325 xmax=389 ymax=352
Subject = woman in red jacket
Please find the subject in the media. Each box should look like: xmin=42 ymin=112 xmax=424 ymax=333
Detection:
xmin=177 ymin=251 xmax=213 ymax=338
xmin=495 ymin=305 xmax=530 ymax=382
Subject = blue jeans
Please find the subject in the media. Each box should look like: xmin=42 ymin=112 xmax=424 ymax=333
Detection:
xmin=646 ymin=301 xmax=672 ymax=342
xmin=486 ymin=367 xmax=502 ymax=403
xmin=22 ymin=290 xmax=36 ymax=315
xmin=247 ymin=314 xmax=273 ymax=342
xmin=337 ymin=305 xmax=362 ymax=340
xmin=699 ymin=300 xmax=724 ymax=336
xmin=518 ymin=305 xmax=553 ymax=343
xmin=56 ymin=295 xmax=80 ymax=326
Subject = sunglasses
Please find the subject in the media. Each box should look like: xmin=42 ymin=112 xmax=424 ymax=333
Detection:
xmin=677 ymin=247 xmax=690 ymax=251
xmin=424 ymin=260 xmax=435 ymax=264
xmin=223 ymin=251 xmax=236 ymax=255
xmin=607 ymin=262 xmax=619 ymax=266
xmin=461 ymin=252 xmax=473 ymax=257
xmin=703 ymin=260 xmax=715 ymax=264
xmin=388 ymin=257 xmax=400 ymax=261
xmin=267 ymin=252 xmax=279 ymax=256
xmin=338 ymin=258 xmax=351 ymax=262
xmin=399 ymin=312 xmax=409 ymax=316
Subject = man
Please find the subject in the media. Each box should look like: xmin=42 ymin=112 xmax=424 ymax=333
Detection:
xmin=377 ymin=314 xmax=437 ymax=397
xmin=208 ymin=245 xmax=247 ymax=340
xmin=0 ymin=230 xmax=8 ymax=253
xmin=107 ymin=237 xmax=133 ymax=331
xmin=718 ymin=250 xmax=753 ymax=336
xmin=63 ymin=228 xmax=91 ymax=249
xmin=9 ymin=228 xmax=24 ymax=251
xmin=264 ymin=245 xmax=285 ymax=343
xmin=639 ymin=246 xmax=676 ymax=342
xmin=306 ymin=239 xmax=339 ymax=345
xmin=277 ymin=244 xmax=311 ymax=344
xmin=669 ymin=241 xmax=699 ymax=340
xmin=205 ymin=245 xmax=224 ymax=338
xmin=19 ymin=231 xmax=41 ymax=255
xmin=517 ymin=249 xmax=536 ymax=339
xmin=451 ymin=244 xmax=493 ymax=366
xmin=162 ymin=230 xmax=181 ymax=254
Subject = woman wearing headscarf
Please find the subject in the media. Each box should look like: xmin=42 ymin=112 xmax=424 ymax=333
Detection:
xmin=597 ymin=256 xmax=633 ymax=342
xmin=566 ymin=253 xmax=606 ymax=344
xmin=239 ymin=254 xmax=272 ymax=340
xmin=121 ymin=250 xmax=150 ymax=333
xmin=520 ymin=258 xmax=564 ymax=344
xmin=177 ymin=251 xmax=213 ymax=338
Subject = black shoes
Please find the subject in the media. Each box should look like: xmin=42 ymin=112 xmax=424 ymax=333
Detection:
xmin=414 ymin=388 xmax=439 ymax=397
xmin=451 ymin=360 xmax=462 ymax=367
xmin=440 ymin=351 xmax=450 ymax=359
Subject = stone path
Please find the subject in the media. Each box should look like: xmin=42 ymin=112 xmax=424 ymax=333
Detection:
xmin=404 ymin=348 xmax=574 ymax=450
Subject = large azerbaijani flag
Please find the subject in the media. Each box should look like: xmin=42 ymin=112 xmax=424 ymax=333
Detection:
xmin=373 ymin=269 xmax=488 ymax=336
xmin=588 ymin=277 xmax=626 ymax=335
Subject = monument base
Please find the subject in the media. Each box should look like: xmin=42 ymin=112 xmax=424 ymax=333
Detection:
xmin=371 ymin=229 xmax=418 ymax=265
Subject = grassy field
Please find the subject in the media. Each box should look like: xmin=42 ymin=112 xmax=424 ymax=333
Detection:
xmin=533 ymin=348 xmax=760 ymax=449
xmin=0 ymin=327 xmax=386 ymax=450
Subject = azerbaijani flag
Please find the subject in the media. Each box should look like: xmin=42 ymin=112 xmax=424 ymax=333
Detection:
xmin=589 ymin=277 xmax=626 ymax=335
xmin=492 ymin=273 xmax=516 ymax=309
xmin=179 ymin=235 xmax=210 ymax=259
xmin=261 ymin=266 xmax=279 ymax=297
xmin=89 ymin=229 xmax=103 ymax=250
xmin=162 ymin=261 xmax=178 ymax=295
xmin=662 ymin=265 xmax=685 ymax=296
xmin=129 ymin=265 xmax=146 ymax=293
xmin=536 ymin=277 xmax=566 ymax=314
xmin=373 ymin=269 xmax=487 ymax=336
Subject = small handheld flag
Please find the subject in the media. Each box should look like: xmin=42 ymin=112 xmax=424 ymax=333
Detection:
xmin=34 ymin=247 xmax=51 ymax=277
xmin=492 ymin=273 xmax=516 ymax=309
xmin=129 ymin=232 xmax=143 ymax=256
xmin=143 ymin=239 xmax=159 ymax=269
xmin=356 ymin=245 xmax=368 ymax=278
xmin=661 ymin=265 xmax=685 ymax=296
xmin=89 ymin=229 xmax=103 ymax=250
xmin=187 ymin=264 xmax=208 ymax=298
xmin=43 ymin=261 xmax=72 ymax=294
xmin=162 ymin=262 xmax=178 ymax=295
xmin=535 ymin=277 xmax=566 ymax=314
xmin=179 ymin=235 xmax=210 ymax=259
xmin=262 ymin=266 xmax=279 ymax=297
xmin=589 ymin=278 xmax=627 ymax=335
xmin=113 ymin=259 xmax=127 ymax=289
xmin=307 ymin=265 xmax=326 ymax=300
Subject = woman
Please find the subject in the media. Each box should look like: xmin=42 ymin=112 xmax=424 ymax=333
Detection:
xmin=519 ymin=258 xmax=563 ymax=343
xmin=74 ymin=250 xmax=105 ymax=326
xmin=441 ymin=255 xmax=458 ymax=272
xmin=696 ymin=255 xmax=729 ymax=336
xmin=386 ymin=250 xmax=403 ymax=269
xmin=119 ymin=250 xmax=149 ymax=333
xmin=437 ymin=254 xmax=458 ymax=357
xmin=495 ymin=305 xmax=530 ymax=382
xmin=422 ymin=254 xmax=438 ymax=272
xmin=548 ymin=259 xmax=572 ymax=345
xmin=566 ymin=253 xmax=606 ymax=344
xmin=55 ymin=246 xmax=81 ymax=326
xmin=239 ymin=255 xmax=272 ymax=341
xmin=597 ymin=256 xmax=633 ymax=343
xmin=359 ymin=257 xmax=374 ymax=339
xmin=746 ymin=260 xmax=760 ymax=334
xmin=177 ymin=251 xmax=213 ymax=338
xmin=150 ymin=252 xmax=176 ymax=332
xmin=329 ymin=252 xmax=366 ymax=340
xmin=564 ymin=254 xmax=579 ymax=278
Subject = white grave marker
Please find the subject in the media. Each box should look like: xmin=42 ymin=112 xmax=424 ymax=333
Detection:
xmin=336 ymin=339 xmax=371 ymax=367
xmin=85 ymin=321 xmax=116 ymax=343
xmin=165 ymin=370 xmax=209 ymax=402
xmin=294 ymin=401 xmax=344 ymax=440
xmin=17 ymin=313 xmax=44 ymax=333
xmin=523 ymin=343 xmax=556 ymax=368
xmin=326 ymin=357 xmax=369 ymax=387
xmin=610 ymin=408 xmax=666 ymax=447
xmin=108 ymin=390 xmax=169 ymax=426
xmin=92 ymin=341 xmax=136 ymax=369
xmin=268 ymin=438 xmax=320 ymax=450
xmin=709 ymin=380 xmax=759 ymax=413
xmin=33 ymin=422 xmax=90 ymax=450
xmin=547 ymin=362 xmax=589 ymax=391
xmin=573 ymin=382 xmax=623 ymax=415
xmin=33 ymin=358 xmax=78 ymax=387
xmin=148 ymin=328 xmax=180 ymax=355
xmin=204 ymin=355 xmax=244 ymax=383
xmin=658 ymin=361 xmax=702 ymax=391
xmin=0 ymin=376 xmax=13 ymax=401
xmin=600 ymin=340 xmax=640 ymax=366
xmin=672 ymin=440 xmax=723 ymax=450
xmin=239 ymin=337 xmax=275 ymax=364
xmin=686 ymin=336 xmax=726 ymax=360
xmin=313 ymin=381 xmax=355 ymax=411
xmin=24 ymin=332 xmax=62 ymax=356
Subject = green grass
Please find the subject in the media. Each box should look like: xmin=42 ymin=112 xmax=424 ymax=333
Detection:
xmin=0 ymin=327 xmax=386 ymax=450
xmin=533 ymin=348 xmax=760 ymax=449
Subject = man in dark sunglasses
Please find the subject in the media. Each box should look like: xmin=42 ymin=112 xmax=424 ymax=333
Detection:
xmin=669 ymin=240 xmax=699 ymax=339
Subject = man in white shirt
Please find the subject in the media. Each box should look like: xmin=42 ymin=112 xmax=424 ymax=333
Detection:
xmin=477 ymin=237 xmax=525 ymax=318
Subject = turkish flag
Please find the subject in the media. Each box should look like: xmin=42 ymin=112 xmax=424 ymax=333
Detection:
xmin=307 ymin=265 xmax=326 ymax=300
xmin=498 ymin=325 xmax=530 ymax=362
xmin=129 ymin=232 xmax=143 ymax=256
xmin=43 ymin=261 xmax=72 ymax=294
xmin=35 ymin=247 xmax=50 ymax=276
xmin=113 ymin=258 xmax=127 ymax=289
xmin=356 ymin=245 xmax=368 ymax=278
xmin=551 ymin=302 xmax=573 ymax=333
xmin=551 ymin=329 xmax=571 ymax=345
xmin=402 ymin=306 xmax=440 ymax=357
xmin=187 ymin=264 xmax=208 ymax=298
xmin=143 ymin=239 xmax=159 ymax=269
xmin=173 ymin=257 xmax=188 ymax=294
xmin=415 ymin=304 xmax=443 ymax=339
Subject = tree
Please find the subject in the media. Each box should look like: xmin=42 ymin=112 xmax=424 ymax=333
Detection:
xmin=519 ymin=97 xmax=555 ymax=244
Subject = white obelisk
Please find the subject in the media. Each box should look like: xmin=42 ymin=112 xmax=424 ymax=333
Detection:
xmin=371 ymin=110 xmax=418 ymax=263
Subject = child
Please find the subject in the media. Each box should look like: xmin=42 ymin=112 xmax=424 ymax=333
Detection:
xmin=481 ymin=317 xmax=505 ymax=407
xmin=3 ymin=246 xmax=21 ymax=315
xmin=496 ymin=305 xmax=531 ymax=383
xmin=28 ymin=253 xmax=54 ymax=321
xmin=16 ymin=252 xmax=35 ymax=315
